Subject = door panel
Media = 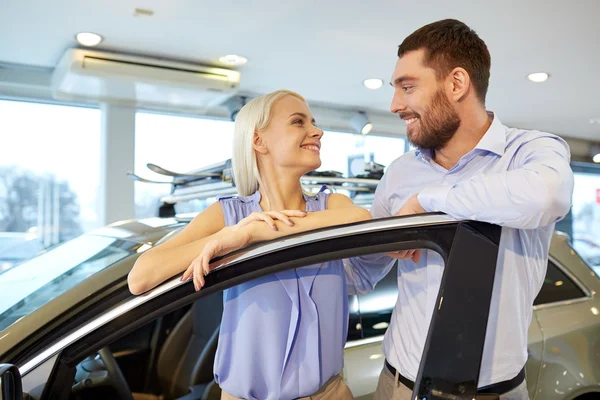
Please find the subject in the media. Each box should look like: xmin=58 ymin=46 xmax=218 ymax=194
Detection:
xmin=344 ymin=341 xmax=385 ymax=399
xmin=526 ymin=312 xmax=544 ymax=400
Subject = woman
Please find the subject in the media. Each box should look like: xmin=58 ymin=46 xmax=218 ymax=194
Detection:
xmin=128 ymin=90 xmax=371 ymax=399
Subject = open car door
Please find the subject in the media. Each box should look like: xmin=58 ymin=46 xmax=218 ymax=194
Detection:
xmin=7 ymin=213 xmax=501 ymax=400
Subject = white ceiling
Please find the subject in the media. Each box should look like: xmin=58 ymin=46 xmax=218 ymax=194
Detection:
xmin=1 ymin=0 xmax=599 ymax=141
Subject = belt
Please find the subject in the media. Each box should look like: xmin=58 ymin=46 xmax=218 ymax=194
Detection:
xmin=384 ymin=359 xmax=525 ymax=395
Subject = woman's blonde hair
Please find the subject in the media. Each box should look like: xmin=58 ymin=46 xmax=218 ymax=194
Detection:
xmin=232 ymin=89 xmax=306 ymax=196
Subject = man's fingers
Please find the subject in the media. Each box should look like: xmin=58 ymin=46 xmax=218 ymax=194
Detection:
xmin=385 ymin=249 xmax=421 ymax=262
xmin=412 ymin=250 xmax=422 ymax=263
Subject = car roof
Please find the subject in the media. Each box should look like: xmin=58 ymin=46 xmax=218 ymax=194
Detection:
xmin=0 ymin=218 xmax=186 ymax=357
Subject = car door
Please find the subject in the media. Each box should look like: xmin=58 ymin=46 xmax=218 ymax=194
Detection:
xmin=11 ymin=214 xmax=502 ymax=400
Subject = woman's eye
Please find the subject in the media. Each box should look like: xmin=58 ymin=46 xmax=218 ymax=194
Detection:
xmin=293 ymin=119 xmax=304 ymax=125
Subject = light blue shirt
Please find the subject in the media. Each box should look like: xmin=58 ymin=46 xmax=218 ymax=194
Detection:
xmin=214 ymin=190 xmax=348 ymax=400
xmin=346 ymin=113 xmax=574 ymax=386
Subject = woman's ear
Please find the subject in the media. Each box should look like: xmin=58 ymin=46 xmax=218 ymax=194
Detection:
xmin=253 ymin=131 xmax=268 ymax=154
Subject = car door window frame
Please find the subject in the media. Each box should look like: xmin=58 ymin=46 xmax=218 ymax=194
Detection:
xmin=14 ymin=214 xmax=502 ymax=400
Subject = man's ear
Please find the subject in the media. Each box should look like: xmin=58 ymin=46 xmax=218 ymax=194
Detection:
xmin=448 ymin=67 xmax=470 ymax=102
xmin=253 ymin=131 xmax=268 ymax=154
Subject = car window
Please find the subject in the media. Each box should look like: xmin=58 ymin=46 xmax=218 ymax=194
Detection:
xmin=356 ymin=262 xmax=398 ymax=339
xmin=533 ymin=260 xmax=586 ymax=306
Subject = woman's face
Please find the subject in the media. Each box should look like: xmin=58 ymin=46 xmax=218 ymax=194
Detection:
xmin=255 ymin=95 xmax=324 ymax=174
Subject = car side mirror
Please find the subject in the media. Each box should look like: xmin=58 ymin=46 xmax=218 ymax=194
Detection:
xmin=0 ymin=364 xmax=23 ymax=400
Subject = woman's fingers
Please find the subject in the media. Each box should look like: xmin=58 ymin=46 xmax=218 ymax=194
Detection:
xmin=265 ymin=211 xmax=294 ymax=227
xmin=281 ymin=210 xmax=307 ymax=217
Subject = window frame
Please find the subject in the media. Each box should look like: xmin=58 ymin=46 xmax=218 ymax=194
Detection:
xmin=533 ymin=256 xmax=592 ymax=310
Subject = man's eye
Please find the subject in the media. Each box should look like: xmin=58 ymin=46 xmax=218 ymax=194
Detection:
xmin=402 ymin=86 xmax=413 ymax=92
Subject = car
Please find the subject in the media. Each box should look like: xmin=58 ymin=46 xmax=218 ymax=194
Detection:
xmin=571 ymin=233 xmax=600 ymax=275
xmin=0 ymin=214 xmax=598 ymax=400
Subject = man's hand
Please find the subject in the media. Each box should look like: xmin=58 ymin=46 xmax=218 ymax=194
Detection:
xmin=387 ymin=194 xmax=426 ymax=263
xmin=396 ymin=194 xmax=426 ymax=216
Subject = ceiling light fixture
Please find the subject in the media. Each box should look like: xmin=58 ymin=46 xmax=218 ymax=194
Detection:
xmin=76 ymin=32 xmax=103 ymax=47
xmin=363 ymin=78 xmax=383 ymax=90
xmin=527 ymin=72 xmax=549 ymax=83
xmin=223 ymin=95 xmax=248 ymax=121
xmin=219 ymin=55 xmax=248 ymax=66
xmin=351 ymin=111 xmax=373 ymax=135
xmin=591 ymin=144 xmax=600 ymax=164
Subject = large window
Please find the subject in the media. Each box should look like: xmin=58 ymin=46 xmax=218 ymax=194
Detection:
xmin=0 ymin=99 xmax=101 ymax=272
xmin=570 ymin=168 xmax=600 ymax=270
xmin=134 ymin=112 xmax=406 ymax=218
xmin=320 ymin=131 xmax=406 ymax=176
xmin=134 ymin=112 xmax=235 ymax=219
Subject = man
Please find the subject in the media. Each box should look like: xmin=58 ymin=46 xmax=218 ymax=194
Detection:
xmin=345 ymin=19 xmax=574 ymax=400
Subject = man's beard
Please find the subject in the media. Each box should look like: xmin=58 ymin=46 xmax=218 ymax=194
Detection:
xmin=402 ymin=89 xmax=461 ymax=151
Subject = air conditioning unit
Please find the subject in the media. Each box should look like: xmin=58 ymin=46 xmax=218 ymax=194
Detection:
xmin=51 ymin=49 xmax=241 ymax=110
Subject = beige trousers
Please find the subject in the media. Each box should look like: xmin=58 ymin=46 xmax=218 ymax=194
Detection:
xmin=221 ymin=373 xmax=354 ymax=400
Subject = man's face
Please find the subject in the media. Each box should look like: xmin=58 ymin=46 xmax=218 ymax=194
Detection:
xmin=390 ymin=49 xmax=461 ymax=151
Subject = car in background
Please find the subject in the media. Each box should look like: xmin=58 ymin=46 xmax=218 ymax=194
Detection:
xmin=572 ymin=233 xmax=600 ymax=276
xmin=0 ymin=232 xmax=44 ymax=274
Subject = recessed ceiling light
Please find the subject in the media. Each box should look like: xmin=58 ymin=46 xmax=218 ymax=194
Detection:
xmin=219 ymin=55 xmax=248 ymax=66
xmin=134 ymin=8 xmax=154 ymax=17
xmin=363 ymin=78 xmax=383 ymax=90
xmin=527 ymin=72 xmax=549 ymax=83
xmin=76 ymin=32 xmax=103 ymax=47
xmin=593 ymin=153 xmax=600 ymax=163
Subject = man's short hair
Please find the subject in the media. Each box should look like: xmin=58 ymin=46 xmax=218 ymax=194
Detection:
xmin=398 ymin=19 xmax=491 ymax=104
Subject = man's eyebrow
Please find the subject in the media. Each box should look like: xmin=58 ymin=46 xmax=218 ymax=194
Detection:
xmin=390 ymin=75 xmax=417 ymax=87
xmin=289 ymin=112 xmax=316 ymax=124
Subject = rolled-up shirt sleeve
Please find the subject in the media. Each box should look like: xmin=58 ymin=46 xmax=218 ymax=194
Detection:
xmin=418 ymin=136 xmax=574 ymax=229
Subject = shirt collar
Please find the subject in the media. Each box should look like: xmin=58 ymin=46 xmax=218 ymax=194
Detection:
xmin=414 ymin=111 xmax=506 ymax=161
xmin=474 ymin=112 xmax=506 ymax=156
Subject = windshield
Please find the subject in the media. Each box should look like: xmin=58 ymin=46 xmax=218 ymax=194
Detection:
xmin=0 ymin=234 xmax=137 ymax=333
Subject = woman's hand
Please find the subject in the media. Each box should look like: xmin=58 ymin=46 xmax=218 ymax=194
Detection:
xmin=181 ymin=226 xmax=250 ymax=291
xmin=181 ymin=210 xmax=307 ymax=291
xmin=235 ymin=210 xmax=307 ymax=231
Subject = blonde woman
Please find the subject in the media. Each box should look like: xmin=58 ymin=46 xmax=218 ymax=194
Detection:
xmin=129 ymin=90 xmax=371 ymax=399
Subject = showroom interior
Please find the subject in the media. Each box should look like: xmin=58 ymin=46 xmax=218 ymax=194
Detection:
xmin=1 ymin=1 xmax=600 ymax=400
